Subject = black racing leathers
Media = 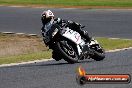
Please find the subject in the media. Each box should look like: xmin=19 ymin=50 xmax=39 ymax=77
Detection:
xmin=54 ymin=18 xmax=91 ymax=42
xmin=41 ymin=18 xmax=91 ymax=45
xmin=41 ymin=18 xmax=91 ymax=61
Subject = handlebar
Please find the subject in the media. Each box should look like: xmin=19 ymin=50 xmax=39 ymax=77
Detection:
xmin=81 ymin=25 xmax=85 ymax=29
xmin=63 ymin=21 xmax=85 ymax=29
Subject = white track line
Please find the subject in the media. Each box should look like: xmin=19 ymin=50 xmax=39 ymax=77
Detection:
xmin=0 ymin=47 xmax=132 ymax=67
xmin=0 ymin=59 xmax=53 ymax=67
xmin=0 ymin=32 xmax=132 ymax=67
xmin=106 ymin=47 xmax=132 ymax=53
xmin=9 ymin=6 xmax=26 ymax=8
xmin=1 ymin=32 xmax=37 ymax=36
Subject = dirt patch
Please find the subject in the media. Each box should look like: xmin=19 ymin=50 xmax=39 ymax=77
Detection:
xmin=0 ymin=33 xmax=47 ymax=57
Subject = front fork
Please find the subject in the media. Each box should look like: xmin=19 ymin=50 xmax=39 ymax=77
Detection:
xmin=78 ymin=43 xmax=99 ymax=60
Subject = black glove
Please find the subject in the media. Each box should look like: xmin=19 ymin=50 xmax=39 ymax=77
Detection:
xmin=68 ymin=22 xmax=81 ymax=29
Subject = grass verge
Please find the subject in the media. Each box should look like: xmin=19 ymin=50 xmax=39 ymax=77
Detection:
xmin=0 ymin=33 xmax=132 ymax=65
xmin=0 ymin=51 xmax=52 ymax=64
xmin=0 ymin=0 xmax=132 ymax=8
xmin=96 ymin=37 xmax=132 ymax=51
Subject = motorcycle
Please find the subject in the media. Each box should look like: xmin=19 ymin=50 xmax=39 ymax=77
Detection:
xmin=43 ymin=24 xmax=105 ymax=64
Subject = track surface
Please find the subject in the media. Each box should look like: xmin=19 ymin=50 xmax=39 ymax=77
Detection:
xmin=0 ymin=6 xmax=132 ymax=38
xmin=0 ymin=49 xmax=132 ymax=88
xmin=0 ymin=6 xmax=132 ymax=88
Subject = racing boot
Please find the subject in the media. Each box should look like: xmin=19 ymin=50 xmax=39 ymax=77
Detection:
xmin=79 ymin=30 xmax=91 ymax=43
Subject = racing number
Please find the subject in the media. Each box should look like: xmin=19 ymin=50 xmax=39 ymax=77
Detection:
xmin=67 ymin=29 xmax=74 ymax=34
xmin=67 ymin=29 xmax=80 ymax=42
xmin=64 ymin=29 xmax=81 ymax=42
xmin=74 ymin=32 xmax=80 ymax=42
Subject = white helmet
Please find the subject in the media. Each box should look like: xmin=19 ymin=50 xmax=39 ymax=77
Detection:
xmin=41 ymin=10 xmax=54 ymax=24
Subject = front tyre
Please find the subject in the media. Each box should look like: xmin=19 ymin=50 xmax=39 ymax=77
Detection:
xmin=92 ymin=49 xmax=105 ymax=61
xmin=90 ymin=44 xmax=105 ymax=61
xmin=56 ymin=40 xmax=79 ymax=64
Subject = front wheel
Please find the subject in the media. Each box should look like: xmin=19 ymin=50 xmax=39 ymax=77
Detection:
xmin=92 ymin=49 xmax=105 ymax=61
xmin=90 ymin=45 xmax=105 ymax=61
xmin=55 ymin=40 xmax=79 ymax=64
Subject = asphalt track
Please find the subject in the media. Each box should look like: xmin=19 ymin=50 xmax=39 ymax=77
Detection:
xmin=0 ymin=6 xmax=132 ymax=38
xmin=0 ymin=49 xmax=132 ymax=88
xmin=0 ymin=6 xmax=132 ymax=88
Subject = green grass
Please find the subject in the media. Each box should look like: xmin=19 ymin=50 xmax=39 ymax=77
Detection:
xmin=0 ymin=51 xmax=52 ymax=64
xmin=0 ymin=35 xmax=132 ymax=64
xmin=96 ymin=37 xmax=132 ymax=51
xmin=1 ymin=0 xmax=132 ymax=7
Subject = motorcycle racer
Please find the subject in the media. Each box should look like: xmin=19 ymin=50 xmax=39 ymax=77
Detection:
xmin=40 ymin=10 xmax=105 ymax=62
xmin=41 ymin=10 xmax=91 ymax=45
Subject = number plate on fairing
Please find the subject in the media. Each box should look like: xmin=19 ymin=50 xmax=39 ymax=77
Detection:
xmin=89 ymin=39 xmax=99 ymax=45
xmin=62 ymin=27 xmax=85 ymax=45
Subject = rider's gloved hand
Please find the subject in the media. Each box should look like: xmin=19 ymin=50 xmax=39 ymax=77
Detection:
xmin=57 ymin=18 xmax=62 ymax=23
xmin=75 ymin=22 xmax=81 ymax=27
xmin=73 ymin=22 xmax=82 ymax=29
xmin=54 ymin=18 xmax=62 ymax=23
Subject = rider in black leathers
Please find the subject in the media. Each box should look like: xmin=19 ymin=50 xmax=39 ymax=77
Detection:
xmin=41 ymin=10 xmax=91 ymax=44
xmin=41 ymin=10 xmax=91 ymax=60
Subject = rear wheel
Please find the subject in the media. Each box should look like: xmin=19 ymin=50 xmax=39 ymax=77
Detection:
xmin=56 ymin=40 xmax=79 ymax=64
